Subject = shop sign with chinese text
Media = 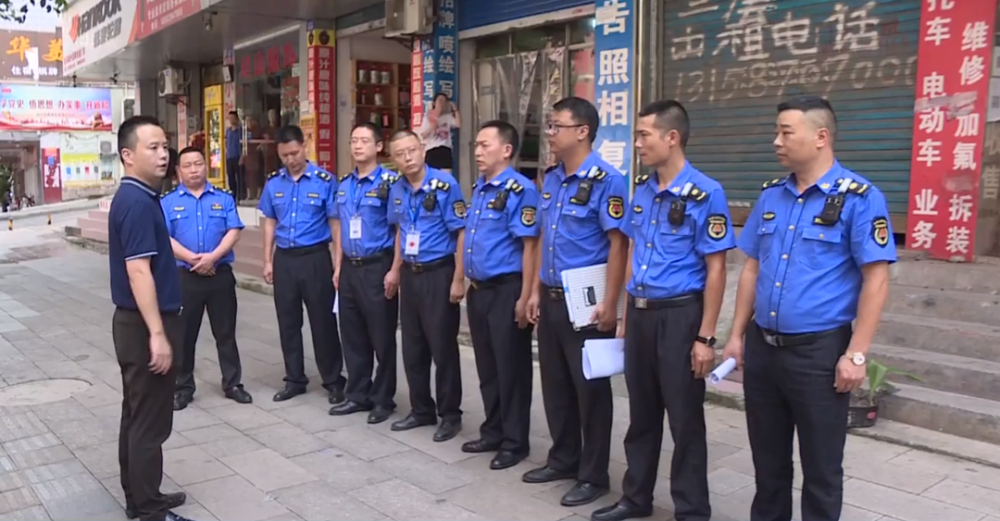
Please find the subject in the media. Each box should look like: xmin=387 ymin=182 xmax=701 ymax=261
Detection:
xmin=593 ymin=0 xmax=635 ymax=181
xmin=307 ymin=29 xmax=335 ymax=172
xmin=237 ymin=38 xmax=298 ymax=81
xmin=412 ymin=0 xmax=457 ymax=150
xmin=907 ymin=0 xmax=996 ymax=261
xmin=0 ymin=84 xmax=112 ymax=131
xmin=0 ymin=28 xmax=62 ymax=81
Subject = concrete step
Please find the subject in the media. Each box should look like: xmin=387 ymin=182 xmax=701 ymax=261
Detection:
xmin=87 ymin=210 xmax=109 ymax=222
xmin=80 ymin=227 xmax=108 ymax=243
xmin=880 ymin=383 xmax=1000 ymax=445
xmin=873 ymin=343 xmax=1000 ymax=401
xmin=892 ymin=252 xmax=1000 ymax=295
xmin=77 ymin=217 xmax=106 ymax=233
xmin=875 ymin=312 xmax=1000 ymax=362
xmin=886 ymin=285 xmax=1000 ymax=326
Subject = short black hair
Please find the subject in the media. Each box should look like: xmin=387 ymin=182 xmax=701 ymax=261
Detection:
xmin=553 ymin=96 xmax=599 ymax=143
xmin=777 ymin=95 xmax=838 ymax=137
xmin=178 ymin=146 xmax=204 ymax=162
xmin=389 ymin=129 xmax=420 ymax=144
xmin=276 ymin=125 xmax=305 ymax=145
xmin=228 ymin=111 xmax=238 ymax=117
xmin=353 ymin=122 xmax=384 ymax=143
xmin=638 ymin=100 xmax=691 ymax=147
xmin=480 ymin=120 xmax=520 ymax=157
xmin=117 ymin=115 xmax=161 ymax=164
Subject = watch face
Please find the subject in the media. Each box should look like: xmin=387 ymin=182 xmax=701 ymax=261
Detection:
xmin=852 ymin=353 xmax=866 ymax=365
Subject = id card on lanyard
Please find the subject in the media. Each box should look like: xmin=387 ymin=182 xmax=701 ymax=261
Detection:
xmin=348 ymin=177 xmax=366 ymax=240
xmin=405 ymin=191 xmax=421 ymax=256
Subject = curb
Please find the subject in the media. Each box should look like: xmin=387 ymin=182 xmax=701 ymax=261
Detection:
xmin=7 ymin=200 xmax=101 ymax=220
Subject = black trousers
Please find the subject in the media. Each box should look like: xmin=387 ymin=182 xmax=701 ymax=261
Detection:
xmin=537 ymin=286 xmax=613 ymax=488
xmin=273 ymin=244 xmax=345 ymax=391
xmin=176 ymin=265 xmax=242 ymax=396
xmin=467 ymin=275 xmax=533 ymax=453
xmin=340 ymin=252 xmax=399 ymax=408
xmin=622 ymin=296 xmax=709 ymax=520
xmin=399 ymin=256 xmax=462 ymax=421
xmin=226 ymin=158 xmax=244 ymax=201
xmin=112 ymin=308 xmax=182 ymax=521
xmin=744 ymin=321 xmax=852 ymax=521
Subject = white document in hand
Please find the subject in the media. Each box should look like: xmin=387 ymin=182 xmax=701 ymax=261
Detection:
xmin=560 ymin=263 xmax=625 ymax=330
xmin=332 ymin=294 xmax=339 ymax=314
xmin=582 ymin=338 xmax=625 ymax=380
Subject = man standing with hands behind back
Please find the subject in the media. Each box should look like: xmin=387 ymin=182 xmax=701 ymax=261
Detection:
xmin=108 ymin=115 xmax=196 ymax=521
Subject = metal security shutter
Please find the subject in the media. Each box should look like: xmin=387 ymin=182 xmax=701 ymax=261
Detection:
xmin=661 ymin=0 xmax=920 ymax=224
xmin=459 ymin=0 xmax=591 ymax=31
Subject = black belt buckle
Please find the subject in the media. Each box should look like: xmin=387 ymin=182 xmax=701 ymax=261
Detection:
xmin=762 ymin=331 xmax=782 ymax=347
xmin=410 ymin=263 xmax=425 ymax=274
xmin=350 ymin=257 xmax=365 ymax=267
xmin=634 ymin=297 xmax=648 ymax=309
xmin=547 ymin=288 xmax=564 ymax=300
xmin=470 ymin=280 xmax=480 ymax=290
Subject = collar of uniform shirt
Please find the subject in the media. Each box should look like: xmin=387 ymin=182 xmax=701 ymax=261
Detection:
xmin=283 ymin=161 xmax=318 ymax=180
xmin=352 ymin=163 xmax=383 ymax=180
xmin=402 ymin=166 xmax=440 ymax=194
xmin=475 ymin=165 xmax=515 ymax=188
xmin=178 ymin=183 xmax=216 ymax=197
xmin=785 ymin=160 xmax=844 ymax=196
xmin=553 ymin=150 xmax=602 ymax=180
xmin=649 ymin=159 xmax=697 ymax=196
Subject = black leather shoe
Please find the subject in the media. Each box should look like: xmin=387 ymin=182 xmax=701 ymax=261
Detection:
xmin=328 ymin=388 xmax=346 ymax=405
xmin=329 ymin=401 xmax=372 ymax=416
xmin=490 ymin=450 xmax=527 ymax=470
xmin=165 ymin=511 xmax=196 ymax=521
xmin=368 ymin=407 xmax=393 ymax=424
xmin=522 ymin=465 xmax=577 ymax=484
xmin=590 ymin=500 xmax=653 ymax=521
xmin=272 ymin=386 xmax=306 ymax=402
xmin=391 ymin=414 xmax=436 ymax=431
xmin=126 ymin=491 xmax=187 ymax=519
xmin=172 ymin=393 xmax=192 ymax=411
xmin=433 ymin=420 xmax=462 ymax=442
xmin=561 ymin=481 xmax=609 ymax=507
xmin=224 ymin=386 xmax=253 ymax=404
xmin=461 ymin=439 xmax=501 ymax=453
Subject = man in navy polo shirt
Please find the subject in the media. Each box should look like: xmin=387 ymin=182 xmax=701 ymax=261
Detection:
xmin=109 ymin=116 xmax=196 ymax=521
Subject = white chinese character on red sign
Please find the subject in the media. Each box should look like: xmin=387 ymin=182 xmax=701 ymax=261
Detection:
xmin=949 ymin=194 xmax=974 ymax=222
xmin=953 ymin=142 xmax=977 ymax=170
xmin=919 ymin=107 xmax=945 ymax=134
xmin=916 ymin=139 xmax=943 ymax=167
xmin=960 ymin=55 xmax=985 ymax=85
xmin=924 ymin=16 xmax=951 ymax=46
xmin=946 ymin=226 xmax=970 ymax=254
xmin=913 ymin=188 xmax=940 ymax=216
xmin=922 ymin=72 xmax=945 ymax=98
xmin=911 ymin=221 xmax=937 ymax=249
xmin=962 ymin=21 xmax=990 ymax=51
xmin=956 ymin=113 xmax=980 ymax=138
xmin=929 ymin=0 xmax=955 ymax=11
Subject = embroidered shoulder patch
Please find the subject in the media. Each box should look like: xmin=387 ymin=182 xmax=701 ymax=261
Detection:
xmin=607 ymin=196 xmax=624 ymax=219
xmin=453 ymin=200 xmax=467 ymax=219
xmin=707 ymin=214 xmax=728 ymax=240
xmin=872 ymin=216 xmax=890 ymax=247
xmin=521 ymin=206 xmax=537 ymax=226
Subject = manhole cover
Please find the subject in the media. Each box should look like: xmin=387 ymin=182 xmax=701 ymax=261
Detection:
xmin=0 ymin=379 xmax=92 ymax=406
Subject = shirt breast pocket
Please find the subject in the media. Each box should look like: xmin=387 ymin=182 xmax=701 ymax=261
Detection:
xmin=757 ymin=221 xmax=778 ymax=264
xmin=800 ymin=226 xmax=845 ymax=270
xmin=303 ymin=196 xmax=325 ymax=214
xmin=558 ymin=203 xmax=595 ymax=239
xmin=361 ymin=197 xmax=384 ymax=213
xmin=659 ymin=219 xmax=695 ymax=252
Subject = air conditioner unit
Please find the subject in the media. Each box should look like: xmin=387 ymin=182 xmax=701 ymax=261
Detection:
xmin=385 ymin=0 xmax=433 ymax=38
xmin=158 ymin=67 xmax=182 ymax=97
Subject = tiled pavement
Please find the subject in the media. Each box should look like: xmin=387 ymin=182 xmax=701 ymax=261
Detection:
xmin=0 ymin=238 xmax=999 ymax=520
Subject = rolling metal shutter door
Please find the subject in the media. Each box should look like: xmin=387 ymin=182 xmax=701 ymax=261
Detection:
xmin=458 ymin=0 xmax=592 ymax=31
xmin=662 ymin=0 xmax=920 ymax=222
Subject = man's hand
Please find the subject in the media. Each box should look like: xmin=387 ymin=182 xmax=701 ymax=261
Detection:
xmin=263 ymin=263 xmax=274 ymax=284
xmin=148 ymin=332 xmax=173 ymax=375
xmin=590 ymin=301 xmax=617 ymax=332
xmin=190 ymin=253 xmax=217 ymax=276
xmin=835 ymin=356 xmax=866 ymax=393
xmin=615 ymin=319 xmax=625 ymax=339
xmin=384 ymin=268 xmax=400 ymax=299
xmin=526 ymin=292 xmax=541 ymax=325
xmin=721 ymin=335 xmax=745 ymax=369
xmin=333 ymin=266 xmax=341 ymax=290
xmin=449 ymin=279 xmax=465 ymax=304
xmin=691 ymin=341 xmax=715 ymax=379
xmin=514 ymin=297 xmax=529 ymax=329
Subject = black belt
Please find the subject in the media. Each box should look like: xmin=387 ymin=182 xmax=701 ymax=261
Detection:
xmin=541 ymin=284 xmax=564 ymax=300
xmin=276 ymin=242 xmax=329 ymax=256
xmin=402 ymin=255 xmax=453 ymax=273
xmin=759 ymin=324 xmax=850 ymax=348
xmin=344 ymin=249 xmax=393 ymax=267
xmin=116 ymin=307 xmax=182 ymax=316
xmin=178 ymin=263 xmax=231 ymax=276
xmin=469 ymin=273 xmax=521 ymax=290
xmin=628 ymin=292 xmax=702 ymax=310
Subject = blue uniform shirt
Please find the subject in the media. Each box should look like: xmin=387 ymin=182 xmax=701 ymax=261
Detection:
xmin=463 ymin=167 xmax=540 ymax=281
xmin=258 ymin=162 xmax=338 ymax=249
xmin=539 ymin=151 xmax=628 ymax=287
xmin=225 ymin=127 xmax=241 ymax=159
xmin=108 ymin=177 xmax=183 ymax=312
xmin=387 ymin=167 xmax=465 ymax=263
xmin=624 ymin=161 xmax=736 ymax=299
xmin=161 ymin=184 xmax=244 ymax=269
xmin=334 ymin=165 xmax=397 ymax=258
xmin=737 ymin=161 xmax=897 ymax=334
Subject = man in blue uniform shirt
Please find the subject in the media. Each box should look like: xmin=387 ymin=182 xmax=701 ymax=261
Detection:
xmin=329 ymin=122 xmax=399 ymax=425
xmin=460 ymin=120 xmax=539 ymax=470
xmin=161 ymin=146 xmax=252 ymax=411
xmin=722 ymin=96 xmax=896 ymax=521
xmin=386 ymin=129 xmax=466 ymax=442
xmin=593 ymin=100 xmax=733 ymax=521
xmin=108 ymin=116 xmax=194 ymax=521
xmin=259 ymin=125 xmax=346 ymax=404
xmin=225 ymin=111 xmax=245 ymax=202
xmin=522 ymin=96 xmax=628 ymax=507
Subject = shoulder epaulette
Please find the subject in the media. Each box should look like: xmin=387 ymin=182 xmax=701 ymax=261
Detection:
xmin=317 ymin=171 xmax=332 ymax=181
xmin=836 ymin=178 xmax=871 ymax=196
xmin=380 ymin=171 xmax=399 ymax=184
xmin=430 ymin=178 xmax=451 ymax=191
xmin=160 ymin=188 xmax=176 ymax=199
xmin=585 ymin=166 xmax=608 ymax=181
xmin=267 ymin=170 xmax=279 ymax=180
xmin=634 ymin=174 xmax=650 ymax=186
xmin=338 ymin=172 xmax=350 ymax=182
xmin=504 ymin=179 xmax=524 ymax=194
xmin=688 ymin=184 xmax=708 ymax=202
xmin=762 ymin=177 xmax=786 ymax=190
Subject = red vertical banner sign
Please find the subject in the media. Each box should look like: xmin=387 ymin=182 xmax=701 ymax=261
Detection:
xmin=307 ymin=29 xmax=336 ymax=172
xmin=907 ymin=0 xmax=997 ymax=261
xmin=223 ymin=48 xmax=235 ymax=117
xmin=41 ymin=147 xmax=61 ymax=204
xmin=411 ymin=41 xmax=424 ymax=131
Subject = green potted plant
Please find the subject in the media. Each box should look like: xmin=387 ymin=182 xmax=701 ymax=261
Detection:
xmin=847 ymin=358 xmax=923 ymax=428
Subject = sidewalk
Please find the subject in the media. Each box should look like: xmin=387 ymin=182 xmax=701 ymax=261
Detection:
xmin=0 ymin=247 xmax=999 ymax=521
xmin=4 ymin=198 xmax=102 ymax=220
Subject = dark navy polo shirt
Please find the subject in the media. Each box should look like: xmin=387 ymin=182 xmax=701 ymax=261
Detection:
xmin=108 ymin=177 xmax=183 ymax=313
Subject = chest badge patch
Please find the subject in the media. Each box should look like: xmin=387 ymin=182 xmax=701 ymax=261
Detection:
xmin=707 ymin=214 xmax=729 ymax=240
xmin=521 ymin=206 xmax=537 ymax=226
xmin=762 ymin=211 xmax=775 ymax=221
xmin=211 ymin=203 xmax=223 ymax=210
xmin=173 ymin=206 xmax=184 ymax=212
xmin=542 ymin=192 xmax=552 ymax=199
xmin=872 ymin=216 xmax=890 ymax=247
xmin=307 ymin=192 xmax=320 ymax=199
xmin=274 ymin=192 xmax=284 ymax=198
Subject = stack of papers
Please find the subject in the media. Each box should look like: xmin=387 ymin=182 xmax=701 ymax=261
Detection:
xmin=582 ymin=338 xmax=625 ymax=380
xmin=560 ymin=263 xmax=625 ymax=330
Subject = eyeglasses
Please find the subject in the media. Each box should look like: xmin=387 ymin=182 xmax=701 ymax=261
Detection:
xmin=392 ymin=146 xmax=422 ymax=159
xmin=545 ymin=123 xmax=585 ymax=135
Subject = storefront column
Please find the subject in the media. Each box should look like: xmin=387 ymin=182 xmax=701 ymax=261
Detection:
xmin=223 ymin=48 xmax=236 ymax=117
xmin=906 ymin=0 xmax=997 ymax=260
xmin=410 ymin=0 xmax=459 ymax=169
xmin=301 ymin=24 xmax=336 ymax=172
xmin=593 ymin=0 xmax=638 ymax=183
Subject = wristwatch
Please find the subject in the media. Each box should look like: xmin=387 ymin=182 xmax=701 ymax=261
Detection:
xmin=695 ymin=335 xmax=717 ymax=348
xmin=844 ymin=351 xmax=866 ymax=366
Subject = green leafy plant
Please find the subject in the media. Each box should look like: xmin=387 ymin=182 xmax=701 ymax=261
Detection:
xmin=861 ymin=358 xmax=923 ymax=407
xmin=0 ymin=0 xmax=67 ymax=23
